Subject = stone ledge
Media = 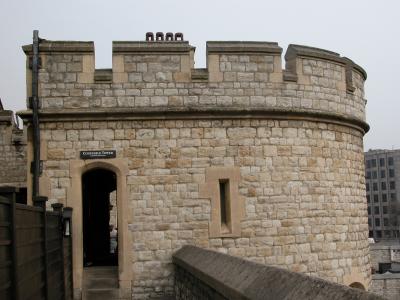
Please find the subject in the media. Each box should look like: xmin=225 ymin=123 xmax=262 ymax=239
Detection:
xmin=173 ymin=245 xmax=383 ymax=300
xmin=22 ymin=41 xmax=94 ymax=54
xmin=113 ymin=41 xmax=194 ymax=53
xmin=372 ymin=273 xmax=400 ymax=280
xmin=207 ymin=41 xmax=282 ymax=54
xmin=94 ymin=69 xmax=112 ymax=82
xmin=17 ymin=107 xmax=370 ymax=133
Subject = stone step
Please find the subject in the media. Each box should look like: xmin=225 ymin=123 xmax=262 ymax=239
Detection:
xmin=82 ymin=266 xmax=123 ymax=300
xmin=83 ymin=288 xmax=120 ymax=300
xmin=84 ymin=266 xmax=118 ymax=278
xmin=84 ymin=276 xmax=119 ymax=289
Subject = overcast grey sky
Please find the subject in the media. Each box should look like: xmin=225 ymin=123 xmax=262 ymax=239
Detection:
xmin=0 ymin=0 xmax=399 ymax=150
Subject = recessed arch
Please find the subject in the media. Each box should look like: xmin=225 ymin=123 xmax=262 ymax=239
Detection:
xmin=68 ymin=158 xmax=132 ymax=298
xmin=342 ymin=268 xmax=368 ymax=291
xmin=349 ymin=282 xmax=366 ymax=290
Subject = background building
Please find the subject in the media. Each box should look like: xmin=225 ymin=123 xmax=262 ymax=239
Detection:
xmin=0 ymin=98 xmax=27 ymax=191
xmin=365 ymin=149 xmax=400 ymax=241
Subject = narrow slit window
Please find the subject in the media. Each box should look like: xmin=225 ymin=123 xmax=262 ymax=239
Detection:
xmin=219 ymin=179 xmax=231 ymax=233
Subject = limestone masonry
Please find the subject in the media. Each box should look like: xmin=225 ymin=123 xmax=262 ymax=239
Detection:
xmin=18 ymin=35 xmax=370 ymax=299
xmin=0 ymin=101 xmax=26 ymax=189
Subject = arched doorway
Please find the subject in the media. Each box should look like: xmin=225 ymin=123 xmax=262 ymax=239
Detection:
xmin=69 ymin=159 xmax=132 ymax=296
xmin=82 ymin=168 xmax=118 ymax=266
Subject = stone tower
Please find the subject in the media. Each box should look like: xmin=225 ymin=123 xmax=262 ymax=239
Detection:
xmin=20 ymin=35 xmax=370 ymax=299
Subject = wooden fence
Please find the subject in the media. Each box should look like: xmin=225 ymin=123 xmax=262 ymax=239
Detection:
xmin=0 ymin=189 xmax=73 ymax=300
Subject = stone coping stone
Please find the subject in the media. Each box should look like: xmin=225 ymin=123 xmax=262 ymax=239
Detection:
xmin=206 ymin=41 xmax=282 ymax=54
xmin=22 ymin=41 xmax=94 ymax=54
xmin=113 ymin=41 xmax=194 ymax=53
xmin=370 ymin=244 xmax=400 ymax=250
xmin=285 ymin=44 xmax=367 ymax=80
xmin=372 ymin=273 xmax=400 ymax=280
xmin=173 ymin=245 xmax=383 ymax=300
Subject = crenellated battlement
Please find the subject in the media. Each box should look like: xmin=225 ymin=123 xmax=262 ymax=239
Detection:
xmin=22 ymin=39 xmax=366 ymax=84
xmin=21 ymin=38 xmax=368 ymax=132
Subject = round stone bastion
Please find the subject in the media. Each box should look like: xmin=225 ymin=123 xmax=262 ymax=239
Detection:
xmin=20 ymin=39 xmax=370 ymax=298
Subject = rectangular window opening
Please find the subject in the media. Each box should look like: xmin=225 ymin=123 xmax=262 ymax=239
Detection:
xmin=219 ymin=179 xmax=231 ymax=233
xmin=380 ymin=158 xmax=385 ymax=167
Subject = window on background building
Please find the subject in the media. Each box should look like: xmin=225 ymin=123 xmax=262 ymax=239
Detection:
xmin=383 ymin=206 xmax=388 ymax=214
xmin=369 ymin=231 xmax=373 ymax=238
xmin=391 ymin=193 xmax=397 ymax=201
xmin=381 ymin=170 xmax=386 ymax=178
xmin=373 ymin=183 xmax=378 ymax=191
xmin=390 ymin=169 xmax=395 ymax=177
xmin=379 ymin=262 xmax=391 ymax=273
xmin=384 ymin=218 xmax=389 ymax=226
xmin=380 ymin=158 xmax=385 ymax=167
xmin=367 ymin=195 xmax=370 ymax=202
xmin=382 ymin=194 xmax=387 ymax=202
xmin=367 ymin=160 xmax=371 ymax=169
xmin=374 ymin=207 xmax=380 ymax=214
xmin=372 ymin=171 xmax=377 ymax=179
xmin=384 ymin=230 xmax=391 ymax=238
xmin=366 ymin=183 xmax=370 ymax=191
xmin=389 ymin=157 xmax=394 ymax=166
xmin=366 ymin=171 xmax=371 ymax=179
xmin=374 ymin=194 xmax=379 ymax=202
xmin=390 ymin=181 xmax=396 ymax=190
xmin=368 ymin=218 xmax=372 ymax=226
xmin=368 ymin=207 xmax=371 ymax=215
xmin=375 ymin=218 xmax=381 ymax=226
xmin=371 ymin=159 xmax=377 ymax=167
xmin=381 ymin=182 xmax=387 ymax=190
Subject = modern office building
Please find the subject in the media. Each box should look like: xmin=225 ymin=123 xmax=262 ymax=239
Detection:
xmin=365 ymin=149 xmax=400 ymax=241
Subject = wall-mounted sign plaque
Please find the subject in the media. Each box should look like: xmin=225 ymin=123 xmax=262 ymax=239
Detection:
xmin=80 ymin=150 xmax=116 ymax=160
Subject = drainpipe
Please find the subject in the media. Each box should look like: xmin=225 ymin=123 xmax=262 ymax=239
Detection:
xmin=31 ymin=30 xmax=41 ymax=200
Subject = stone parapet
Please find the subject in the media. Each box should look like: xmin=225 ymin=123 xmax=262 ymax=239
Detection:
xmin=20 ymin=39 xmax=368 ymax=129
xmin=173 ymin=245 xmax=382 ymax=300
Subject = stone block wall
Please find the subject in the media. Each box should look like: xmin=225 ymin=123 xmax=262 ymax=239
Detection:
xmin=370 ymin=244 xmax=400 ymax=299
xmin=35 ymin=118 xmax=370 ymax=298
xmin=20 ymin=38 xmax=370 ymax=299
xmin=371 ymin=274 xmax=400 ymax=300
xmin=0 ymin=109 xmax=26 ymax=188
xmin=370 ymin=244 xmax=392 ymax=271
